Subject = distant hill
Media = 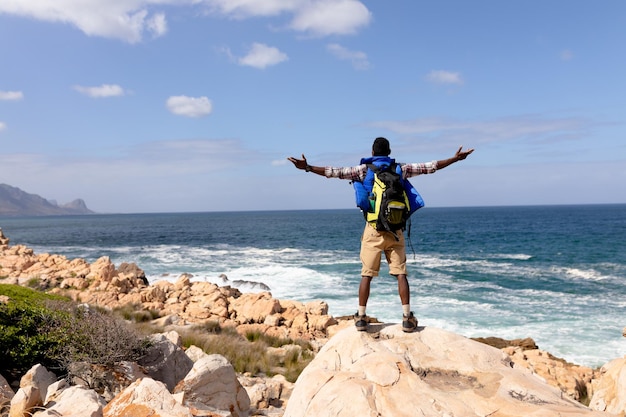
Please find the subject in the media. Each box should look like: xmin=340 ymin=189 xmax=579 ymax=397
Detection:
xmin=0 ymin=184 xmax=95 ymax=216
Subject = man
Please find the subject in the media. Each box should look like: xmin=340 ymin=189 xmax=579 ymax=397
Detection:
xmin=288 ymin=137 xmax=473 ymax=332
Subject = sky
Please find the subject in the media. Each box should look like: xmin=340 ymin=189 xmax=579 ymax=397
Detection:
xmin=1 ymin=1 xmax=625 ymax=214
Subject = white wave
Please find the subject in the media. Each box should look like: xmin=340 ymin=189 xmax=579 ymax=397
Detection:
xmin=149 ymin=264 xmax=356 ymax=304
xmin=562 ymin=267 xmax=606 ymax=281
xmin=489 ymin=253 xmax=534 ymax=260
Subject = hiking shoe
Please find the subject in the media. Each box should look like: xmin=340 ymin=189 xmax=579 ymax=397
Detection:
xmin=402 ymin=312 xmax=418 ymax=333
xmin=354 ymin=313 xmax=368 ymax=331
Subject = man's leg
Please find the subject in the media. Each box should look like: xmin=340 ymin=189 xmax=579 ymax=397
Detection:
xmin=397 ymin=274 xmax=410 ymax=305
xmin=354 ymin=275 xmax=372 ymax=331
xmin=357 ymin=224 xmax=382 ymax=331
xmin=359 ymin=275 xmax=373 ymax=307
xmin=397 ymin=273 xmax=418 ymax=332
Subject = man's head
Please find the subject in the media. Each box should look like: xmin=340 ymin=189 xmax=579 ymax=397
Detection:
xmin=372 ymin=137 xmax=391 ymax=156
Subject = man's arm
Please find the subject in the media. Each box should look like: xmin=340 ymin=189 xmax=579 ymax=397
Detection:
xmin=287 ymin=154 xmax=326 ymax=176
xmin=436 ymin=146 xmax=474 ymax=170
xmin=287 ymin=154 xmax=367 ymax=181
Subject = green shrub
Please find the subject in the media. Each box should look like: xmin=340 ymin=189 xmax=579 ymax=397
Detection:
xmin=0 ymin=283 xmax=66 ymax=304
xmin=0 ymin=285 xmax=69 ymax=379
xmin=0 ymin=284 xmax=314 ymax=385
xmin=0 ymin=284 xmax=149 ymax=382
xmin=47 ymin=302 xmax=150 ymax=369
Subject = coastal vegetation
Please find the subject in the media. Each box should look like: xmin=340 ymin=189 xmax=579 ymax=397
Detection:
xmin=177 ymin=323 xmax=314 ymax=382
xmin=129 ymin=313 xmax=315 ymax=382
xmin=0 ymin=283 xmax=314 ymax=388
xmin=0 ymin=284 xmax=148 ymax=383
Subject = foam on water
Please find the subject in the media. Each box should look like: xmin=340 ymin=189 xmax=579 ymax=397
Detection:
xmin=48 ymin=242 xmax=621 ymax=368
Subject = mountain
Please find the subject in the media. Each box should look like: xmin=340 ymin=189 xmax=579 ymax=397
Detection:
xmin=0 ymin=184 xmax=95 ymax=216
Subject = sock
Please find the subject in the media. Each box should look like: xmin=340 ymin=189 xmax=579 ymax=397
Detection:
xmin=402 ymin=304 xmax=411 ymax=316
xmin=358 ymin=306 xmax=366 ymax=316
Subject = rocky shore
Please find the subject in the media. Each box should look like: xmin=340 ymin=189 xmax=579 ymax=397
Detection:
xmin=1 ymin=227 xmax=625 ymax=416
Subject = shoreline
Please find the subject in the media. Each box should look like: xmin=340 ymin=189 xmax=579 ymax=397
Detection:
xmin=1 ymin=227 xmax=617 ymax=406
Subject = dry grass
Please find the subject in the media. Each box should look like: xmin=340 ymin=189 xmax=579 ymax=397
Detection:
xmin=125 ymin=311 xmax=316 ymax=383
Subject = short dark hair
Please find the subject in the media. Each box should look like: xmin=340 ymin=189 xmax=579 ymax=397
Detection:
xmin=372 ymin=137 xmax=391 ymax=156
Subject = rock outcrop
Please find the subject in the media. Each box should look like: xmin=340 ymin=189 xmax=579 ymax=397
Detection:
xmin=284 ymin=324 xmax=611 ymax=417
xmin=0 ymin=232 xmax=337 ymax=342
xmin=2 ymin=333 xmax=294 ymax=417
xmin=2 ymin=228 xmax=626 ymax=416
xmin=173 ymin=353 xmax=250 ymax=417
xmin=4 ymin=331 xmax=625 ymax=417
xmin=9 ymin=364 xmax=59 ymax=417
xmin=103 ymin=378 xmax=193 ymax=417
xmin=589 ymin=355 xmax=626 ymax=415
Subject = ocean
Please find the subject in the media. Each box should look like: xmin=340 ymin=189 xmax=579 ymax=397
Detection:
xmin=1 ymin=205 xmax=624 ymax=368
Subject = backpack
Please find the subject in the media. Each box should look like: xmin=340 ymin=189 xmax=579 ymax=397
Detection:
xmin=365 ymin=163 xmax=411 ymax=232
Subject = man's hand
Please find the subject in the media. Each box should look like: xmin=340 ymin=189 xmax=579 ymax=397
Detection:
xmin=287 ymin=154 xmax=308 ymax=170
xmin=455 ymin=146 xmax=474 ymax=161
xmin=436 ymin=146 xmax=475 ymax=170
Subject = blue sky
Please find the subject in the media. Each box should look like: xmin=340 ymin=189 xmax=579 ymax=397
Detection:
xmin=1 ymin=1 xmax=624 ymax=213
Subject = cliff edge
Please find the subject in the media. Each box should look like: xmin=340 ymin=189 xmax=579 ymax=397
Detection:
xmin=284 ymin=324 xmax=613 ymax=417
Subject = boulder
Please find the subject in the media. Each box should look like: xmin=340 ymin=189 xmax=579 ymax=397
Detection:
xmin=503 ymin=346 xmax=597 ymax=403
xmin=240 ymin=374 xmax=293 ymax=411
xmin=103 ymin=378 xmax=192 ymax=417
xmin=284 ymin=325 xmax=609 ymax=417
xmin=589 ymin=355 xmax=626 ymax=415
xmin=9 ymin=364 xmax=57 ymax=417
xmin=32 ymin=385 xmax=106 ymax=417
xmin=116 ymin=262 xmax=148 ymax=286
xmin=137 ymin=333 xmax=194 ymax=392
xmin=230 ymin=292 xmax=281 ymax=324
xmin=43 ymin=379 xmax=68 ymax=404
xmin=304 ymin=300 xmax=329 ymax=316
xmin=185 ymin=282 xmax=231 ymax=319
xmin=86 ymin=256 xmax=117 ymax=282
xmin=184 ymin=345 xmax=207 ymax=363
xmin=174 ymin=354 xmax=250 ymax=417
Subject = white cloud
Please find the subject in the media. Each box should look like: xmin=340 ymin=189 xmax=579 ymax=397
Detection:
xmin=427 ymin=70 xmax=464 ymax=85
xmin=146 ymin=12 xmax=168 ymax=37
xmin=0 ymin=0 xmax=172 ymax=43
xmin=0 ymin=0 xmax=370 ymax=42
xmin=0 ymin=122 xmax=6 ymax=132
xmin=327 ymin=43 xmax=369 ymax=70
xmin=238 ymin=43 xmax=288 ymax=69
xmin=205 ymin=0 xmax=371 ymax=37
xmin=73 ymin=84 xmax=126 ymax=98
xmin=0 ymin=90 xmax=24 ymax=100
xmin=290 ymin=0 xmax=371 ymax=36
xmin=203 ymin=0 xmax=301 ymax=18
xmin=166 ymin=95 xmax=213 ymax=117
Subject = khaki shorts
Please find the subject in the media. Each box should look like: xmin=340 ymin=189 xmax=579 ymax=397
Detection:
xmin=360 ymin=223 xmax=407 ymax=277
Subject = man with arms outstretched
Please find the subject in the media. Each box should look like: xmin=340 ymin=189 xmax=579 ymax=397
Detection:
xmin=288 ymin=137 xmax=473 ymax=332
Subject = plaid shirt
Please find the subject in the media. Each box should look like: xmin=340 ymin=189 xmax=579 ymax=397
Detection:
xmin=324 ymin=160 xmax=438 ymax=181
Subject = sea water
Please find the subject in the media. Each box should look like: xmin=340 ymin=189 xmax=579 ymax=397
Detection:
xmin=1 ymin=205 xmax=624 ymax=368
